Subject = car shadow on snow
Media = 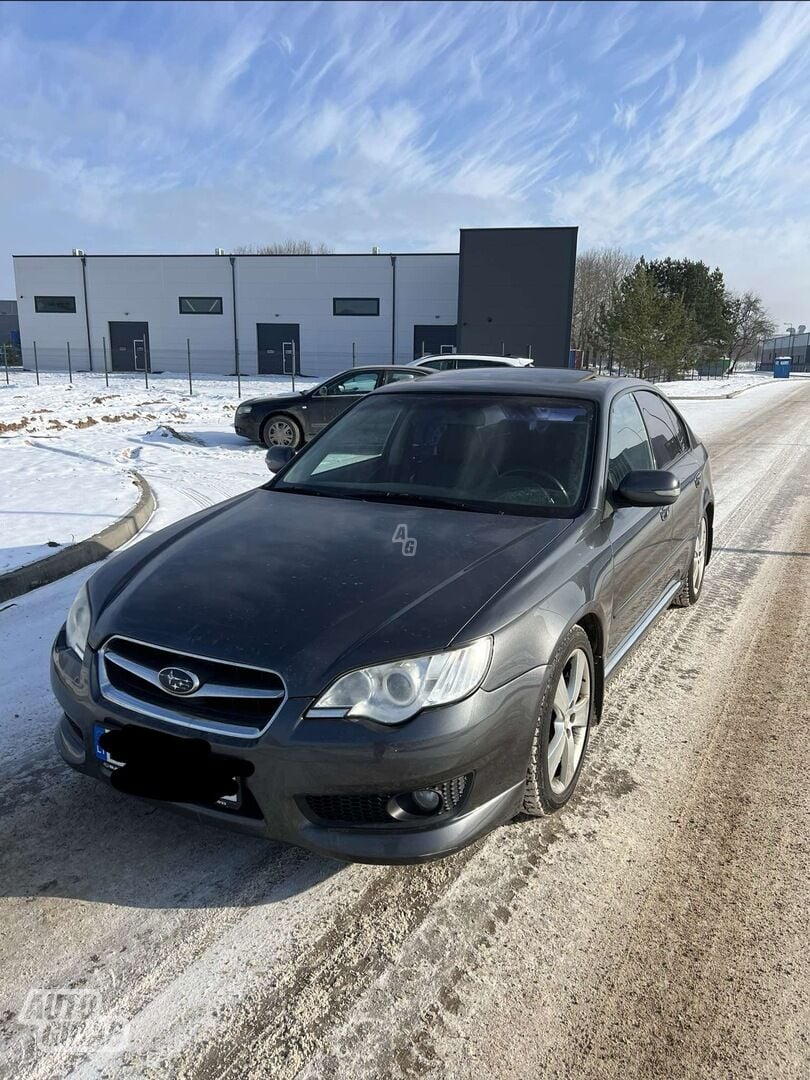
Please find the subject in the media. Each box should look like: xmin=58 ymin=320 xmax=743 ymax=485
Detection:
xmin=0 ymin=760 xmax=342 ymax=910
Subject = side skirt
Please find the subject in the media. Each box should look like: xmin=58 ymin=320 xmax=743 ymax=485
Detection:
xmin=604 ymin=579 xmax=683 ymax=681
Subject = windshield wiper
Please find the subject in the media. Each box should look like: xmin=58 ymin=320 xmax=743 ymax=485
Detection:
xmin=270 ymin=483 xmax=333 ymax=498
xmin=355 ymin=490 xmax=477 ymax=512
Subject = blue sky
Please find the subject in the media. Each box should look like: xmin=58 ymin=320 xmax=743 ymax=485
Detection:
xmin=1 ymin=0 xmax=808 ymax=323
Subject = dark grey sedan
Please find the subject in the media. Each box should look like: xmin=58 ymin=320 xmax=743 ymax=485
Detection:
xmin=234 ymin=365 xmax=430 ymax=448
xmin=52 ymin=368 xmax=713 ymax=863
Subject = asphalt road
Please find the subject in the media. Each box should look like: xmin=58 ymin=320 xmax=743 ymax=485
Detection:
xmin=1 ymin=379 xmax=808 ymax=1080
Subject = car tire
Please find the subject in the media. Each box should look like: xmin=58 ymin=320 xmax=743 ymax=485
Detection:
xmin=262 ymin=415 xmax=302 ymax=450
xmin=673 ymin=512 xmax=708 ymax=608
xmin=523 ymin=625 xmax=594 ymax=816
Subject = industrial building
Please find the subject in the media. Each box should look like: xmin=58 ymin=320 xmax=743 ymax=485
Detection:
xmin=759 ymin=328 xmax=809 ymax=371
xmin=11 ymin=227 xmax=577 ymax=379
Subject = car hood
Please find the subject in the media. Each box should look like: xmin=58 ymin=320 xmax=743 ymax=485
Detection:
xmin=240 ymin=392 xmax=305 ymax=408
xmin=89 ymin=490 xmax=569 ymax=696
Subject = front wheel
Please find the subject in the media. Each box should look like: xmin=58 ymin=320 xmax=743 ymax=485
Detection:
xmin=262 ymin=414 xmax=302 ymax=449
xmin=523 ymin=626 xmax=594 ymax=816
xmin=673 ymin=513 xmax=708 ymax=608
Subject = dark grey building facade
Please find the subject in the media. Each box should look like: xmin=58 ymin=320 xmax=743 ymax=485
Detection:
xmin=456 ymin=227 xmax=578 ymax=366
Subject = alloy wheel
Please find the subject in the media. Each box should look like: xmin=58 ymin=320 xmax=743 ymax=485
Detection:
xmin=692 ymin=515 xmax=707 ymax=593
xmin=547 ymin=648 xmax=591 ymax=795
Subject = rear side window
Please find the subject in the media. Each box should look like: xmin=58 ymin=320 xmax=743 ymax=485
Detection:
xmin=387 ymin=370 xmax=420 ymax=383
xmin=608 ymin=393 xmax=654 ymax=489
xmin=634 ymin=391 xmax=690 ymax=469
xmin=419 ymin=358 xmax=455 ymax=371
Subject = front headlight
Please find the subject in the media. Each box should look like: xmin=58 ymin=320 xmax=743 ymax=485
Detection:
xmin=65 ymin=584 xmax=91 ymax=659
xmin=308 ymin=637 xmax=492 ymax=725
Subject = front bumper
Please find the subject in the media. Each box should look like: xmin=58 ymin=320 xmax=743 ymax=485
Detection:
xmin=233 ymin=411 xmax=261 ymax=443
xmin=51 ymin=630 xmax=544 ymax=863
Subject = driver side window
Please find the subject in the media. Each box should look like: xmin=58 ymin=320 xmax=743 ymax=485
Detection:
xmin=324 ymin=372 xmax=379 ymax=395
xmin=608 ymin=394 xmax=654 ymax=491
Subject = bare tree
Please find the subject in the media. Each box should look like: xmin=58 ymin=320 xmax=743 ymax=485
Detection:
xmin=232 ymin=240 xmax=334 ymax=255
xmin=725 ymin=290 xmax=776 ymax=371
xmin=572 ymin=246 xmax=636 ymax=358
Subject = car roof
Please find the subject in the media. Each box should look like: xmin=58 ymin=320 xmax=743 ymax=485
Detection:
xmin=332 ymin=365 xmax=429 ymax=375
xmin=375 ymin=366 xmax=649 ymax=401
xmin=410 ymin=353 xmax=533 ymax=366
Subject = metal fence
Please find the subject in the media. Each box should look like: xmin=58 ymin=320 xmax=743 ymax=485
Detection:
xmin=579 ymin=354 xmax=733 ymax=383
xmin=5 ymin=340 xmax=395 ymax=395
xmin=756 ymin=358 xmax=808 ymax=374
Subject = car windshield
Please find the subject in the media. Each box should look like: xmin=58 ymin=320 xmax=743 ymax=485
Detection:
xmin=272 ymin=393 xmax=596 ymax=516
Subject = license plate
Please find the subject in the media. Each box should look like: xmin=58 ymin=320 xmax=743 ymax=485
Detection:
xmin=93 ymin=724 xmax=125 ymax=770
xmin=93 ymin=724 xmax=243 ymax=810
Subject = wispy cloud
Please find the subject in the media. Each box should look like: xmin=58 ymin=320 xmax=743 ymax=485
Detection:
xmin=0 ymin=0 xmax=808 ymax=320
xmin=623 ymin=35 xmax=685 ymax=90
xmin=612 ymin=101 xmax=639 ymax=130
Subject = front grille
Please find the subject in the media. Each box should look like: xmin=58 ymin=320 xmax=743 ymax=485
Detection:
xmin=98 ymin=636 xmax=285 ymax=738
xmin=304 ymin=773 xmax=471 ymax=826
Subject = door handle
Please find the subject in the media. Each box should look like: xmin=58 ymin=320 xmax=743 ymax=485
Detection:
xmin=659 ymin=507 xmax=669 ymax=521
xmin=694 ymin=472 xmax=702 ymax=488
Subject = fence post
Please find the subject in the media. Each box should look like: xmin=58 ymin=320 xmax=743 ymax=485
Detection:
xmin=290 ymin=341 xmax=296 ymax=393
xmin=144 ymin=350 xmax=149 ymax=390
xmin=3 ymin=345 xmax=9 ymax=385
xmin=352 ymin=341 xmax=356 ymax=368
xmin=187 ymin=338 xmax=193 ymax=395
xmin=33 ymin=340 xmax=40 ymax=385
xmin=501 ymin=342 xmax=506 ymax=355
xmin=421 ymin=340 xmax=426 ymax=357
xmin=66 ymin=341 xmax=73 ymax=383
xmin=235 ymin=337 xmax=241 ymax=399
xmin=102 ymin=336 xmax=109 ymax=388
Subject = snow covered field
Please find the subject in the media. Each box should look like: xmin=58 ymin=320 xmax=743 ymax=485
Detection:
xmin=0 ymin=371 xmax=318 ymax=573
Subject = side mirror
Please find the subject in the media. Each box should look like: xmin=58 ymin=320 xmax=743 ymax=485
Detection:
xmin=616 ymin=470 xmax=680 ymax=507
xmin=265 ymin=446 xmax=296 ymax=473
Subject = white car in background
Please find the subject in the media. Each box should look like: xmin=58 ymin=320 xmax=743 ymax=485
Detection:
xmin=408 ymin=353 xmax=535 ymax=371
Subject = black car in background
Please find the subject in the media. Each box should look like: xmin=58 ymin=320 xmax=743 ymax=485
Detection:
xmin=52 ymin=369 xmax=713 ymax=864
xmin=234 ymin=365 xmax=431 ymax=447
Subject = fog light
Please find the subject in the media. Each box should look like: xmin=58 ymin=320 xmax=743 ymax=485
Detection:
xmin=386 ymin=788 xmax=442 ymax=820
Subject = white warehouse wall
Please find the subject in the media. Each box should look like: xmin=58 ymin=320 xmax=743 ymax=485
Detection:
xmin=12 ymin=252 xmax=459 ymax=377
xmin=14 ymin=256 xmax=87 ymax=371
xmin=235 ymin=255 xmax=394 ymax=379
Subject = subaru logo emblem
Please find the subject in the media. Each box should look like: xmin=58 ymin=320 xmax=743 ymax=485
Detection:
xmin=157 ymin=667 xmax=200 ymax=696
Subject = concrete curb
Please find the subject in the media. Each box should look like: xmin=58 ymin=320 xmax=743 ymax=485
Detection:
xmin=0 ymin=471 xmax=156 ymax=604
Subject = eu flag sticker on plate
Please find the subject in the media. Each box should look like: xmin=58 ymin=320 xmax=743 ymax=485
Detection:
xmin=93 ymin=724 xmax=125 ymax=769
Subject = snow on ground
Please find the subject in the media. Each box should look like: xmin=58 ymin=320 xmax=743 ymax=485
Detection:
xmin=0 ymin=371 xmax=319 ymax=572
xmin=0 ymin=445 xmax=138 ymax=573
xmin=654 ymin=372 xmax=773 ymax=398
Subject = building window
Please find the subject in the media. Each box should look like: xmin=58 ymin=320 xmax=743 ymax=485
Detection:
xmin=333 ymin=297 xmax=380 ymax=316
xmin=34 ymin=296 xmax=76 ymax=314
xmin=179 ymin=296 xmax=223 ymax=314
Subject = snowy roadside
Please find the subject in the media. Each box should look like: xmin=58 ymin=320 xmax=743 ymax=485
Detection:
xmin=654 ymin=372 xmax=773 ymax=398
xmin=0 ymin=372 xmax=318 ymax=573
